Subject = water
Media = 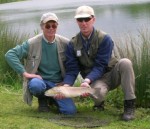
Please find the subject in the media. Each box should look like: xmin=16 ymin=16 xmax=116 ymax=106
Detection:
xmin=0 ymin=0 xmax=150 ymax=39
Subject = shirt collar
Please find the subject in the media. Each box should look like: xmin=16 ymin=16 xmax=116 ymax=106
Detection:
xmin=81 ymin=28 xmax=94 ymax=41
xmin=42 ymin=34 xmax=55 ymax=44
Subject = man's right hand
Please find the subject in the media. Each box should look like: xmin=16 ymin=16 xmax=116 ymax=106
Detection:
xmin=54 ymin=93 xmax=66 ymax=100
xmin=80 ymin=80 xmax=91 ymax=97
xmin=23 ymin=72 xmax=42 ymax=79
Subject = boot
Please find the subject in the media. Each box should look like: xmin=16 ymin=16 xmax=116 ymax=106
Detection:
xmin=122 ymin=99 xmax=135 ymax=121
xmin=93 ymin=101 xmax=105 ymax=111
xmin=47 ymin=97 xmax=58 ymax=107
xmin=38 ymin=97 xmax=50 ymax=112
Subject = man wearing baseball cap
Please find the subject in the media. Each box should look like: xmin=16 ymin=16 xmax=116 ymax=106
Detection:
xmin=63 ymin=5 xmax=136 ymax=121
xmin=5 ymin=12 xmax=76 ymax=114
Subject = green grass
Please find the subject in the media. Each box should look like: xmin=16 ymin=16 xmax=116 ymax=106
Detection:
xmin=0 ymin=86 xmax=150 ymax=129
xmin=0 ymin=0 xmax=24 ymax=4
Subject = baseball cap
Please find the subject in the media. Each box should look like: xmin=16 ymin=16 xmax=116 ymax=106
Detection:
xmin=74 ymin=5 xmax=95 ymax=19
xmin=40 ymin=12 xmax=58 ymax=24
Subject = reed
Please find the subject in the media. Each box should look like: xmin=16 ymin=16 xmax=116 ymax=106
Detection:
xmin=0 ymin=23 xmax=27 ymax=88
xmin=114 ymin=27 xmax=150 ymax=107
xmin=135 ymin=28 xmax=150 ymax=107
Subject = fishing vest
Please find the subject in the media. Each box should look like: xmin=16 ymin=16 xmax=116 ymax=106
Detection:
xmin=71 ymin=29 xmax=118 ymax=77
xmin=23 ymin=33 xmax=69 ymax=105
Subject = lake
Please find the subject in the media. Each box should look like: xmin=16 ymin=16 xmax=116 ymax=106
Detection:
xmin=0 ymin=0 xmax=150 ymax=39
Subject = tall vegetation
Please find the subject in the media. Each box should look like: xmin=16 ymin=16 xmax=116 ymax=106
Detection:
xmin=114 ymin=27 xmax=150 ymax=108
xmin=0 ymin=23 xmax=27 ymax=88
xmin=134 ymin=28 xmax=150 ymax=107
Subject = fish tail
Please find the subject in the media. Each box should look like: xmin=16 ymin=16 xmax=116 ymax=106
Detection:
xmin=90 ymin=88 xmax=101 ymax=99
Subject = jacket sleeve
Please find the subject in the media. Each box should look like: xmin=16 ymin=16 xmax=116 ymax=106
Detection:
xmin=86 ymin=35 xmax=114 ymax=82
xmin=5 ymin=41 xmax=29 ymax=74
xmin=63 ymin=42 xmax=80 ymax=85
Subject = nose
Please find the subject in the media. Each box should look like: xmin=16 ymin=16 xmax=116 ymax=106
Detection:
xmin=80 ymin=21 xmax=87 ymax=25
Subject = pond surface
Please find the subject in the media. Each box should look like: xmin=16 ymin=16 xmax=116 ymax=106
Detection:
xmin=0 ymin=0 xmax=150 ymax=39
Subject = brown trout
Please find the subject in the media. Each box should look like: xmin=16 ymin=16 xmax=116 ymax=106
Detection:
xmin=45 ymin=86 xmax=100 ymax=99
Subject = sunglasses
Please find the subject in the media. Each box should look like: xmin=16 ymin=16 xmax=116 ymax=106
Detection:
xmin=77 ymin=17 xmax=92 ymax=22
xmin=45 ymin=24 xmax=57 ymax=29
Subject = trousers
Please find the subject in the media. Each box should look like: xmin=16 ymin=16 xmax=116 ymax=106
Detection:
xmin=28 ymin=78 xmax=76 ymax=115
xmin=91 ymin=58 xmax=136 ymax=105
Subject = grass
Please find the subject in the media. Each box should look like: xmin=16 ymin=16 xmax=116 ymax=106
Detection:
xmin=0 ymin=0 xmax=24 ymax=4
xmin=0 ymin=86 xmax=150 ymax=129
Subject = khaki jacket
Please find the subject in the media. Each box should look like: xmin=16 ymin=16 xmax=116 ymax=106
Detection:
xmin=23 ymin=33 xmax=69 ymax=105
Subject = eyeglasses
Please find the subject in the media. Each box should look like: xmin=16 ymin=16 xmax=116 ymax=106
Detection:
xmin=45 ymin=24 xmax=57 ymax=29
xmin=77 ymin=17 xmax=92 ymax=22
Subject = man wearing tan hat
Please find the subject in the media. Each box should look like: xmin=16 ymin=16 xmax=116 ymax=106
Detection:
xmin=5 ymin=12 xmax=76 ymax=114
xmin=63 ymin=5 xmax=136 ymax=121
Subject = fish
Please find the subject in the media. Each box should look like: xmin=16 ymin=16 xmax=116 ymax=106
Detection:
xmin=44 ymin=86 xmax=101 ymax=99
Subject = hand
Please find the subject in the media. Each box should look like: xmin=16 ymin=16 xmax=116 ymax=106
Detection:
xmin=80 ymin=83 xmax=90 ymax=97
xmin=81 ymin=92 xmax=90 ymax=97
xmin=54 ymin=93 xmax=66 ymax=99
xmin=23 ymin=72 xmax=42 ymax=79
xmin=80 ymin=78 xmax=91 ymax=87
xmin=80 ymin=82 xmax=90 ymax=87
xmin=80 ymin=80 xmax=91 ymax=97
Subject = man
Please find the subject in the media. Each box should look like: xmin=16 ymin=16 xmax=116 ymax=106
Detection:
xmin=5 ymin=12 xmax=76 ymax=115
xmin=63 ymin=5 xmax=136 ymax=121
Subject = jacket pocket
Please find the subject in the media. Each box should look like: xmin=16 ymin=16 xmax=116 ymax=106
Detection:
xmin=59 ymin=51 xmax=66 ymax=62
xmin=25 ymin=55 xmax=40 ymax=73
